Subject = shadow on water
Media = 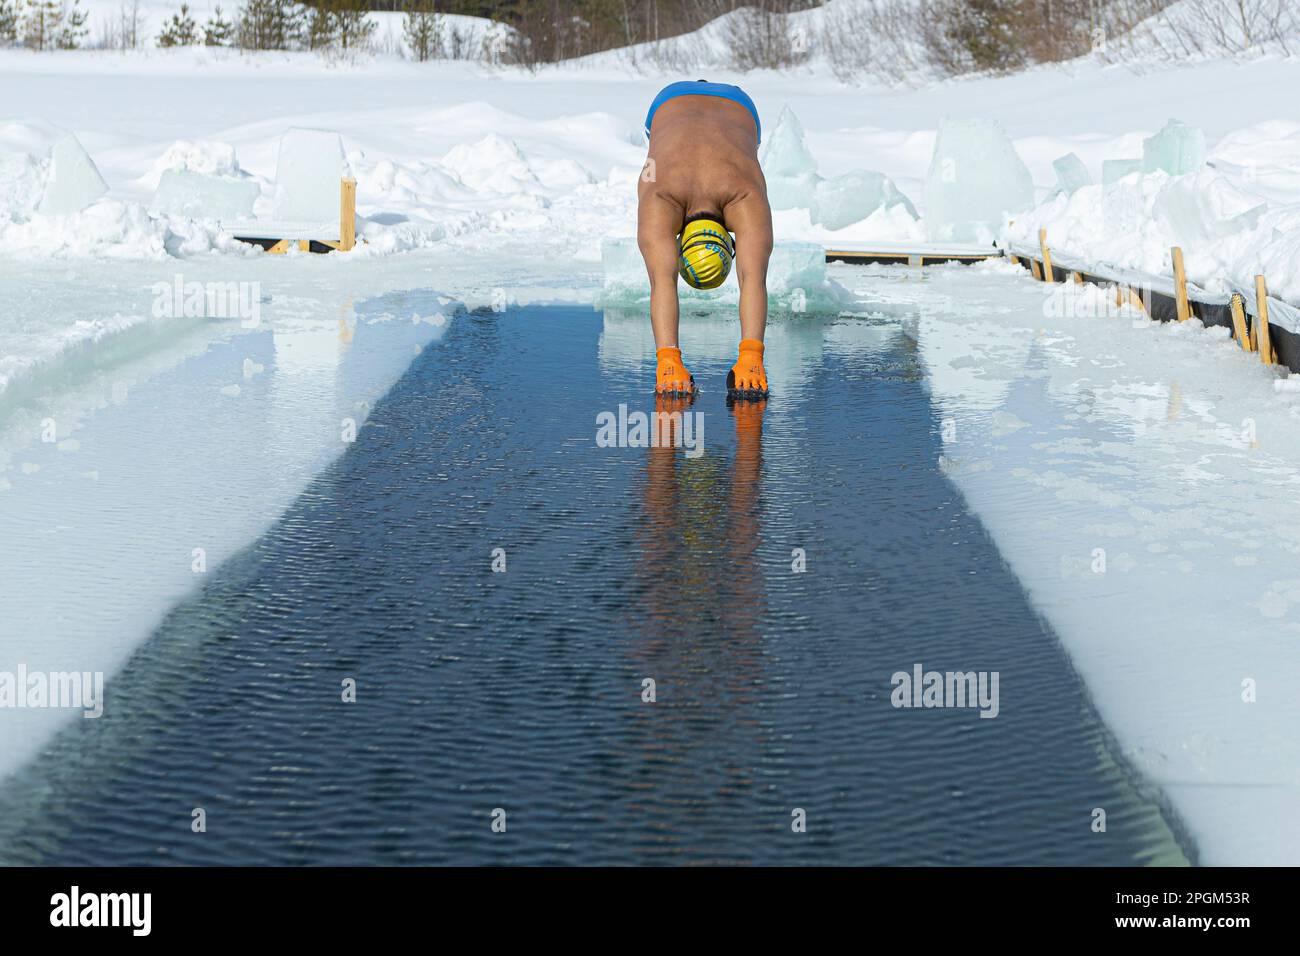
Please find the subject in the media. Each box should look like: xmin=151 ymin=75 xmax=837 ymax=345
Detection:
xmin=0 ymin=298 xmax=1190 ymax=865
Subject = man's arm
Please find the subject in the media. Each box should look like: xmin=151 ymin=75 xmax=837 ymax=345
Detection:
xmin=637 ymin=192 xmax=683 ymax=349
xmin=726 ymin=191 xmax=774 ymax=343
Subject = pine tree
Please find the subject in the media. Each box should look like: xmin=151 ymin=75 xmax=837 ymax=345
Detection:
xmin=950 ymin=0 xmax=1024 ymax=72
xmin=305 ymin=2 xmax=336 ymax=49
xmin=23 ymin=0 xmax=63 ymax=51
xmin=237 ymin=0 xmax=303 ymax=51
xmin=56 ymin=0 xmax=87 ymax=48
xmin=203 ymin=5 xmax=233 ymax=45
xmin=0 ymin=0 xmax=20 ymax=47
xmin=157 ymin=3 xmax=198 ymax=47
xmin=402 ymin=0 xmax=440 ymax=61
xmin=332 ymin=3 xmax=373 ymax=51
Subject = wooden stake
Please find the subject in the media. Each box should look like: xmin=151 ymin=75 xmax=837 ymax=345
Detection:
xmin=1117 ymin=284 xmax=1145 ymax=314
xmin=1038 ymin=228 xmax=1053 ymax=282
xmin=1031 ymin=258 xmax=1043 ymax=281
xmin=340 ymin=177 xmax=357 ymax=252
xmin=1171 ymin=246 xmax=1191 ymax=322
xmin=1255 ymin=275 xmax=1273 ymax=365
xmin=1071 ymin=271 xmax=1083 ymax=285
xmin=1008 ymin=254 xmax=1019 ymax=266
xmin=1229 ymin=293 xmax=1251 ymax=350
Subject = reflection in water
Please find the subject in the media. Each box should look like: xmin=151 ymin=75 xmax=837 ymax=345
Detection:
xmin=626 ymin=395 xmax=770 ymax=862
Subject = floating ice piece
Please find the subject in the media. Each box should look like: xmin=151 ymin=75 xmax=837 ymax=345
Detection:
xmin=270 ymin=128 xmax=353 ymax=221
xmin=1051 ymin=153 xmax=1092 ymax=196
xmin=814 ymin=170 xmax=918 ymax=231
xmin=36 ymin=133 xmax=108 ymax=217
xmin=760 ymin=106 xmax=819 ymax=212
xmin=924 ymin=119 xmax=1033 ymax=243
xmin=1101 ymin=158 xmax=1142 ymax=185
xmin=152 ymin=169 xmax=259 ymax=221
xmin=1142 ymin=119 xmax=1207 ymax=176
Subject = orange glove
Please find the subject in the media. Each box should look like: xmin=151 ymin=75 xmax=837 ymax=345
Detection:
xmin=656 ymin=346 xmax=696 ymax=396
xmin=727 ymin=338 xmax=768 ymax=398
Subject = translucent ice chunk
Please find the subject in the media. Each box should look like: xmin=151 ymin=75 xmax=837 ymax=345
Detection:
xmin=760 ymin=106 xmax=820 ymax=212
xmin=599 ymin=238 xmax=843 ymax=309
xmin=270 ymin=128 xmax=353 ymax=221
xmin=1152 ymin=169 xmax=1267 ymax=245
xmin=1142 ymin=119 xmax=1206 ymax=176
xmin=924 ymin=119 xmax=1033 ymax=243
xmin=1102 ymin=159 xmax=1142 ymax=185
xmin=814 ymin=170 xmax=918 ymax=230
xmin=1052 ymin=153 xmax=1092 ymax=195
xmin=152 ymin=169 xmax=260 ymax=221
xmin=36 ymin=133 xmax=108 ymax=217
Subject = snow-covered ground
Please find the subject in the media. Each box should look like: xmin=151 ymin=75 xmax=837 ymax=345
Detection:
xmin=3 ymin=7 xmax=1300 ymax=864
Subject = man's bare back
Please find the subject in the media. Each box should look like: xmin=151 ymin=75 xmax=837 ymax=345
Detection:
xmin=637 ymin=83 xmax=773 ymax=399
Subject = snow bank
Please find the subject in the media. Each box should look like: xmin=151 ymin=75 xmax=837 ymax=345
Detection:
xmin=1005 ymin=119 xmax=1300 ymax=315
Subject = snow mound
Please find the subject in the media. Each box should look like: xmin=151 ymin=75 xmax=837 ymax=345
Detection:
xmin=146 ymin=140 xmax=243 ymax=187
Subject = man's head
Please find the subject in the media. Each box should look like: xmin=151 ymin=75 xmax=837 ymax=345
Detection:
xmin=678 ymin=214 xmax=735 ymax=290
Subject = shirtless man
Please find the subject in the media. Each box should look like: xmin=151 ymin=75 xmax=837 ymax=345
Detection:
xmin=638 ymin=80 xmax=773 ymax=400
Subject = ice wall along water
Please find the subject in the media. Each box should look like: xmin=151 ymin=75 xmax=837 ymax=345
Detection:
xmin=0 ymin=264 xmax=454 ymax=781
xmin=599 ymin=239 xmax=848 ymax=312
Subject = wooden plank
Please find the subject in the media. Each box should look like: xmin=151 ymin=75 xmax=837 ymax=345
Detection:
xmin=265 ymin=239 xmax=291 ymax=255
xmin=1030 ymin=258 xmax=1043 ymax=281
xmin=340 ymin=177 xmax=357 ymax=252
xmin=1230 ymin=293 xmax=1251 ymax=350
xmin=1171 ymin=246 xmax=1191 ymax=321
xmin=1071 ymin=271 xmax=1083 ymax=284
xmin=1115 ymin=284 xmax=1145 ymax=314
xmin=1038 ymin=228 xmax=1053 ymax=282
xmin=1131 ymin=286 xmax=1148 ymax=313
xmin=1255 ymin=275 xmax=1273 ymax=365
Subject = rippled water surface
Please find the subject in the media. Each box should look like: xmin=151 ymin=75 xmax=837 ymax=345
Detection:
xmin=0 ymin=299 xmax=1188 ymax=865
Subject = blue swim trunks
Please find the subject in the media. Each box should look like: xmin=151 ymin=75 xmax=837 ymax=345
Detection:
xmin=645 ymin=80 xmax=761 ymax=144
